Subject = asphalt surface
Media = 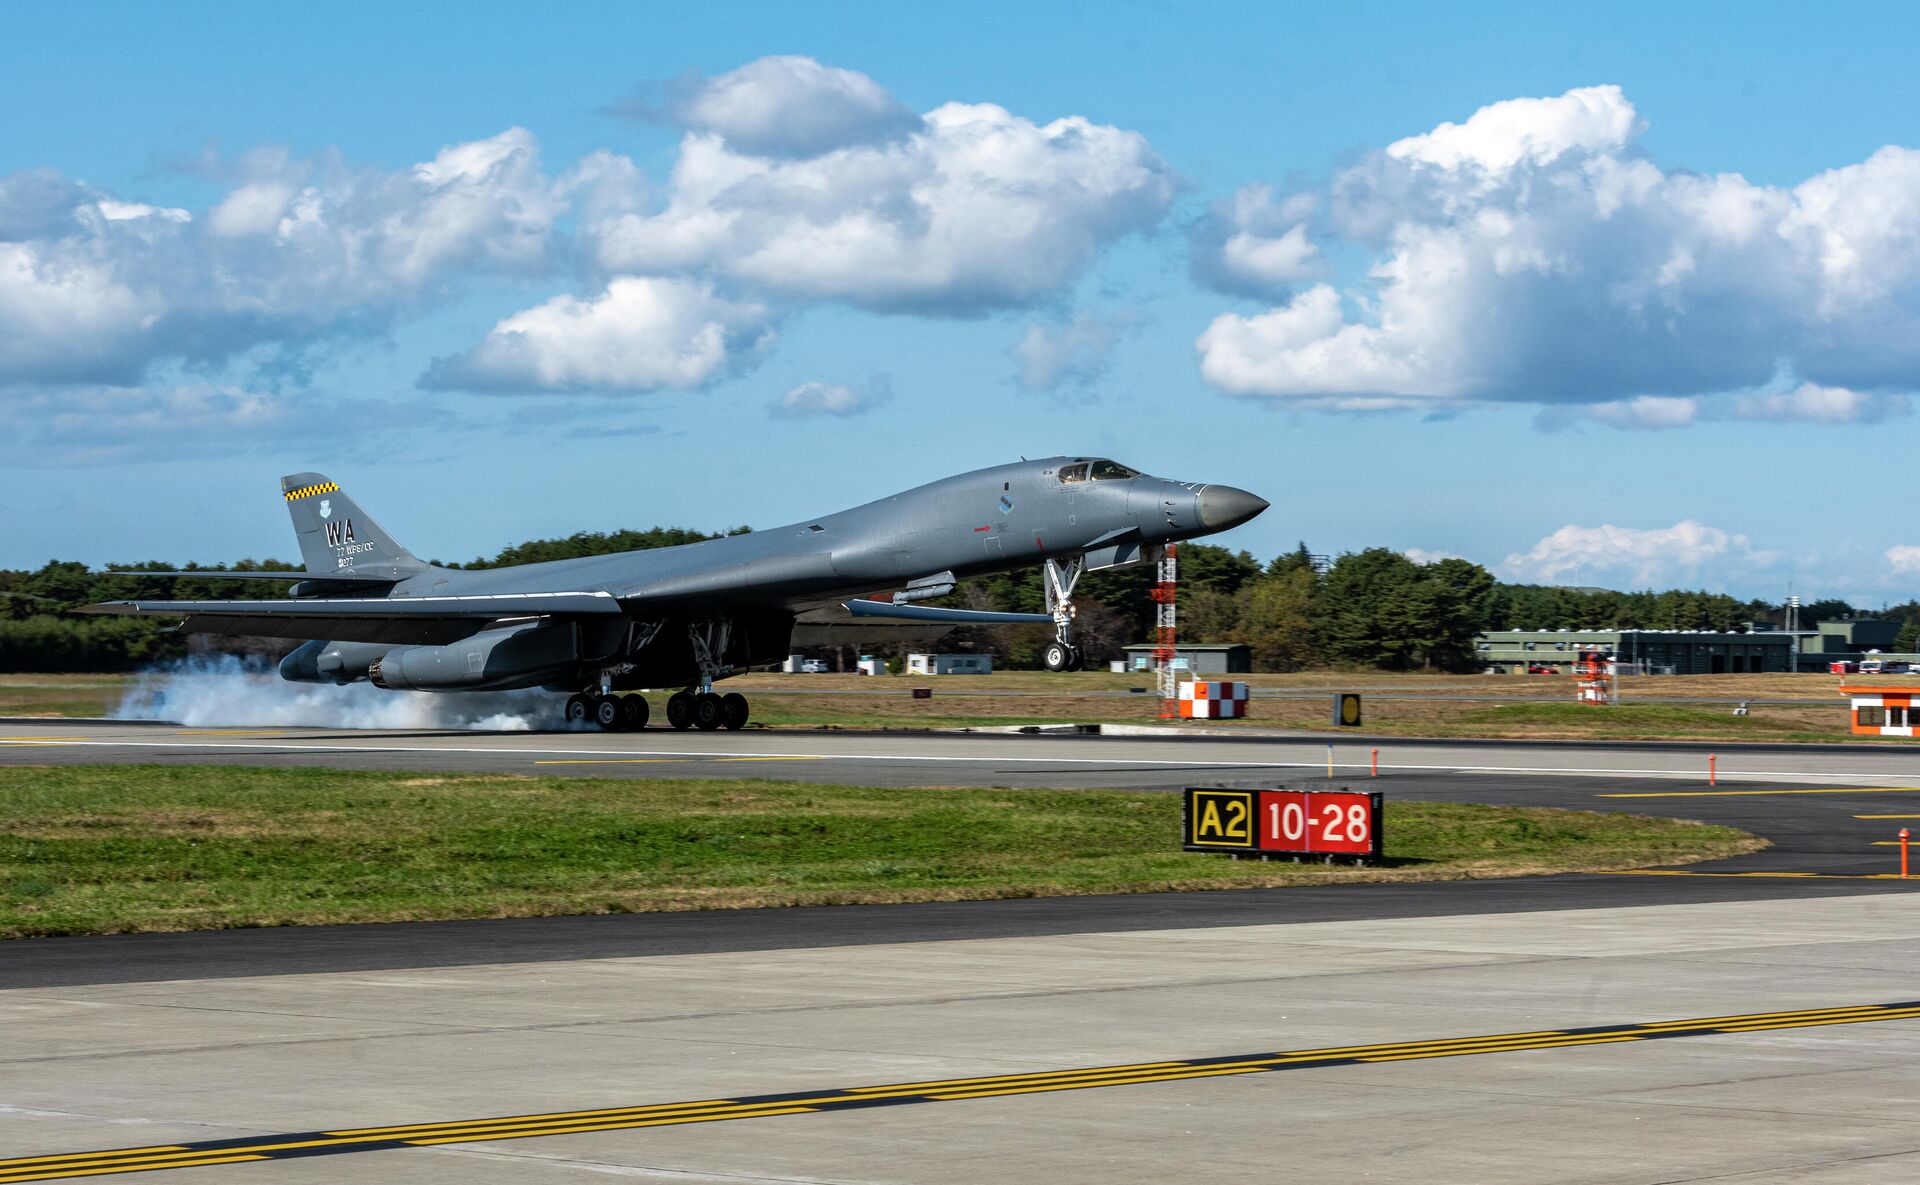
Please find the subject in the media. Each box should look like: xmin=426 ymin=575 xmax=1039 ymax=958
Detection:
xmin=7 ymin=719 xmax=1920 ymax=1183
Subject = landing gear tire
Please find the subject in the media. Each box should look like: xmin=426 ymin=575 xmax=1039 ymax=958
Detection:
xmin=620 ymin=695 xmax=649 ymax=731
xmin=693 ymin=692 xmax=725 ymax=731
xmin=1065 ymin=645 xmax=1084 ymax=672
xmin=1044 ymin=641 xmax=1073 ymax=672
xmin=666 ymin=691 xmax=694 ymax=730
xmin=565 ymin=694 xmax=591 ymax=727
xmin=720 ymin=692 xmax=749 ymax=731
xmin=593 ymin=696 xmax=623 ymax=731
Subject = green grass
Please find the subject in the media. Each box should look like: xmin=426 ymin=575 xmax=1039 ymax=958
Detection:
xmin=0 ymin=765 xmax=1763 ymax=937
xmin=1447 ymin=701 xmax=1847 ymax=742
xmin=0 ymin=677 xmax=127 ymax=719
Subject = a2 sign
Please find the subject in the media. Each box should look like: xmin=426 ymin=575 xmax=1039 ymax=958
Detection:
xmin=1183 ymin=787 xmax=1383 ymax=859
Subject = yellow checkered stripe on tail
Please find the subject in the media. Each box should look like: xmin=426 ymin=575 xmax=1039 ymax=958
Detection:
xmin=284 ymin=482 xmax=339 ymax=502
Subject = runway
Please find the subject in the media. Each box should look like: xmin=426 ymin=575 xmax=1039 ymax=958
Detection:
xmin=5 ymin=719 xmax=1920 ymax=1182
xmin=7 ymin=717 xmax=1920 ymax=788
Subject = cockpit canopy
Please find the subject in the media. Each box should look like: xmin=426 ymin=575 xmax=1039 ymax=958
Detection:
xmin=1057 ymin=458 xmax=1140 ymax=484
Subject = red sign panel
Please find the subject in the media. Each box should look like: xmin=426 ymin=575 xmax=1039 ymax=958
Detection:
xmin=1256 ymin=790 xmax=1380 ymax=857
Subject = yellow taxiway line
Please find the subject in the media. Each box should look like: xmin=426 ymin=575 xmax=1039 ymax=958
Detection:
xmin=6 ymin=1000 xmax=1920 ymax=1182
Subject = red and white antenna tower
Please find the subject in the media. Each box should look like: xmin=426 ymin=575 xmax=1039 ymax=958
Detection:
xmin=1153 ymin=543 xmax=1178 ymax=719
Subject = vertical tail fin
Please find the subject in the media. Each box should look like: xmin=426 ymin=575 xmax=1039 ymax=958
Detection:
xmin=282 ymin=473 xmax=425 ymax=577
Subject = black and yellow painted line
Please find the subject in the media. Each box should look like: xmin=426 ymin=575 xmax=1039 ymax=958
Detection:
xmin=282 ymin=481 xmax=338 ymax=502
xmin=6 ymin=1001 xmax=1920 ymax=1183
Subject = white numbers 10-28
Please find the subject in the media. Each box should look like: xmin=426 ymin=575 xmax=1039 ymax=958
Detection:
xmin=1321 ymin=801 xmax=1369 ymax=844
xmin=1267 ymin=799 xmax=1369 ymax=846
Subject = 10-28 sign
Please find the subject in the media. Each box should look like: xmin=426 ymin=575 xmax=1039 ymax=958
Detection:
xmin=1184 ymin=788 xmax=1383 ymax=860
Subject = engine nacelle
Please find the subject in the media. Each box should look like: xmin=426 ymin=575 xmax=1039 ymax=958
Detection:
xmin=368 ymin=621 xmax=579 ymax=691
xmin=279 ymin=639 xmax=389 ymax=684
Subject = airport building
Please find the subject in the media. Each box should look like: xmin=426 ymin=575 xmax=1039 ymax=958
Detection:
xmin=1791 ymin=617 xmax=1917 ymax=672
xmin=1476 ymin=628 xmax=1795 ymax=675
xmin=1121 ymin=642 xmax=1253 ymax=674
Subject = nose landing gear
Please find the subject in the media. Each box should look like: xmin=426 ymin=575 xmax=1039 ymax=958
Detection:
xmin=1042 ymin=555 xmax=1086 ymax=672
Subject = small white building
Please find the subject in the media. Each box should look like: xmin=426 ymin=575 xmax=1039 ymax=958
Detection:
xmin=1840 ymin=683 xmax=1919 ymax=737
xmin=906 ymin=653 xmax=993 ymax=676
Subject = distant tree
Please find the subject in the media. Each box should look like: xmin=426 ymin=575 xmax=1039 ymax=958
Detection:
xmin=1178 ymin=587 xmax=1243 ymax=643
xmin=459 ymin=526 xmax=748 ymax=569
xmin=1236 ymin=565 xmax=1318 ymax=671
xmin=1798 ymin=599 xmax=1856 ymax=626
xmin=1316 ymin=548 xmax=1426 ymax=669
xmin=1268 ymin=541 xmax=1317 ymax=577
xmin=1410 ymin=557 xmax=1496 ymax=671
xmin=1898 ymin=621 xmax=1920 ymax=654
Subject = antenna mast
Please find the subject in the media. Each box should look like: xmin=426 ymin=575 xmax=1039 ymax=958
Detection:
xmin=1153 ymin=543 xmax=1178 ymax=719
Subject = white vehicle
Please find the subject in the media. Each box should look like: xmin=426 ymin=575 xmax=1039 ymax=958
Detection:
xmin=799 ymin=659 xmax=830 ymax=673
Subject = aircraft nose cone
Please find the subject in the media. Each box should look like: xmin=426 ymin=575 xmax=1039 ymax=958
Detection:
xmin=1196 ymin=485 xmax=1269 ymax=532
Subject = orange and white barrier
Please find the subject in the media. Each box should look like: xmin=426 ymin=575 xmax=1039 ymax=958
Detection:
xmin=1839 ymin=683 xmax=1919 ymax=737
xmin=1179 ymin=680 xmax=1250 ymax=719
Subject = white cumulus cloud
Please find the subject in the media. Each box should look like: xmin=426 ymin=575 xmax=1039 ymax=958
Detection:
xmin=1887 ymin=545 xmax=1920 ymax=575
xmin=0 ymin=128 xmax=564 ymax=387
xmin=671 ymin=55 xmax=923 ymax=158
xmin=1730 ymin=381 xmax=1908 ymax=423
xmin=1190 ymin=184 xmax=1321 ymax=298
xmin=767 ymin=376 xmax=892 ymax=419
xmin=423 ymin=277 xmax=771 ymax=393
xmin=1195 ymin=84 xmax=1920 ymax=420
xmin=1010 ymin=313 xmax=1133 ymax=392
xmin=587 ymin=67 xmax=1176 ymax=315
xmin=1502 ymin=520 xmax=1780 ymax=588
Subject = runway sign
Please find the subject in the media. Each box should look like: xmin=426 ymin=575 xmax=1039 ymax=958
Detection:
xmin=1184 ymin=788 xmax=1383 ymax=860
xmin=1332 ymin=693 xmax=1362 ymax=726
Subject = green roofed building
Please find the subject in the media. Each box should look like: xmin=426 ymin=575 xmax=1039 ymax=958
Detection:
xmin=1476 ymin=628 xmax=1794 ymax=675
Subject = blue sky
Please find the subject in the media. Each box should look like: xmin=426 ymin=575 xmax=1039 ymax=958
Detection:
xmin=6 ymin=1 xmax=1920 ymax=604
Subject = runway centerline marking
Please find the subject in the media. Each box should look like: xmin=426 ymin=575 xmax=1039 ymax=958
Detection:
xmin=530 ymin=756 xmax=829 ymax=766
xmin=6 ymin=1001 xmax=1920 ymax=1183
xmin=12 ymin=736 xmax=1920 ymax=784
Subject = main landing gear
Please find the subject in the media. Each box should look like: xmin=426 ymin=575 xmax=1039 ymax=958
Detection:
xmin=664 ymin=689 xmax=749 ymax=731
xmin=562 ymin=689 xmax=752 ymax=732
xmin=566 ymin=617 xmax=753 ymax=732
xmin=565 ymin=692 xmax=649 ymax=731
xmin=1042 ymin=555 xmax=1086 ymax=672
xmin=665 ymin=618 xmax=749 ymax=730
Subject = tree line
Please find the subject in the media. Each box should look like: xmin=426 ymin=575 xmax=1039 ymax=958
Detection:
xmin=3 ymin=535 xmax=1915 ymax=673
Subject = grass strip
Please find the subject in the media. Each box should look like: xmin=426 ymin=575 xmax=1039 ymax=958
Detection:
xmin=0 ymin=765 xmax=1763 ymax=937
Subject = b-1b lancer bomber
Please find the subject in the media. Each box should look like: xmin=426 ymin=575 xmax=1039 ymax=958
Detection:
xmin=86 ymin=459 xmax=1268 ymax=730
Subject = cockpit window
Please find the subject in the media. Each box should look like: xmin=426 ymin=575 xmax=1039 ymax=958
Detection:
xmin=1088 ymin=460 xmax=1139 ymax=480
xmin=1058 ymin=463 xmax=1090 ymax=484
